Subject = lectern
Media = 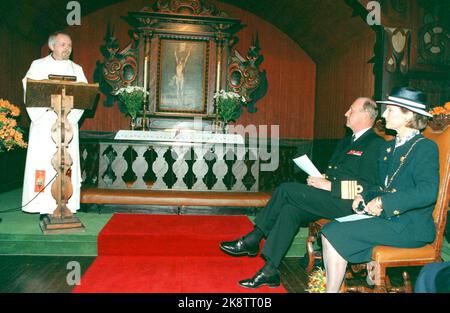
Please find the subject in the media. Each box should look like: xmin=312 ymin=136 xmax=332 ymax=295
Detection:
xmin=25 ymin=79 xmax=98 ymax=234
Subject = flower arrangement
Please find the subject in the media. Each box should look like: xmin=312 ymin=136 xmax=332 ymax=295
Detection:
xmin=305 ymin=267 xmax=326 ymax=293
xmin=0 ymin=99 xmax=27 ymax=152
xmin=429 ymin=101 xmax=450 ymax=131
xmin=214 ymin=90 xmax=245 ymax=124
xmin=115 ymin=86 xmax=149 ymax=119
xmin=429 ymin=101 xmax=450 ymax=116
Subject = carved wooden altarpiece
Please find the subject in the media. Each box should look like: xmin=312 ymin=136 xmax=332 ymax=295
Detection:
xmin=101 ymin=0 xmax=267 ymax=131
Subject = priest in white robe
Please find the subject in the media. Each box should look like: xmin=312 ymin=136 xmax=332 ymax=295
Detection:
xmin=22 ymin=31 xmax=88 ymax=214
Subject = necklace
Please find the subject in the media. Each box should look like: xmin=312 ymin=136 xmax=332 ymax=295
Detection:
xmin=384 ymin=137 xmax=425 ymax=189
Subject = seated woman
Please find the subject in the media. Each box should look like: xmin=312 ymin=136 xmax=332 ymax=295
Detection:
xmin=320 ymin=87 xmax=440 ymax=293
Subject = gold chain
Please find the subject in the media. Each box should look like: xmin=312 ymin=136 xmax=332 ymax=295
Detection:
xmin=385 ymin=137 xmax=426 ymax=189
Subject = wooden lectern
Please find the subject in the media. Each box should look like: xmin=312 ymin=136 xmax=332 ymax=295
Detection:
xmin=25 ymin=79 xmax=98 ymax=234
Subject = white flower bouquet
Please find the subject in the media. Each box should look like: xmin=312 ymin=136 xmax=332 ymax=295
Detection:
xmin=115 ymin=86 xmax=149 ymax=119
xmin=214 ymin=90 xmax=245 ymax=124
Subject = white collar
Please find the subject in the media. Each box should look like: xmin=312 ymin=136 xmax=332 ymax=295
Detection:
xmin=352 ymin=127 xmax=371 ymax=142
xmin=395 ymin=129 xmax=420 ymax=148
xmin=48 ymin=54 xmax=69 ymax=62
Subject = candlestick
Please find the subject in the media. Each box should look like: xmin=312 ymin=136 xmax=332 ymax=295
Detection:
xmin=143 ymin=56 xmax=148 ymax=93
xmin=143 ymin=56 xmax=148 ymax=131
xmin=215 ymin=44 xmax=222 ymax=133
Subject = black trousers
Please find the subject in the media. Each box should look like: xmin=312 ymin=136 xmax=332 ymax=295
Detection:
xmin=254 ymin=182 xmax=353 ymax=267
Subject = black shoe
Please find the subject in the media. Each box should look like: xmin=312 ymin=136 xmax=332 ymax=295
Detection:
xmin=239 ymin=270 xmax=281 ymax=289
xmin=220 ymin=238 xmax=259 ymax=257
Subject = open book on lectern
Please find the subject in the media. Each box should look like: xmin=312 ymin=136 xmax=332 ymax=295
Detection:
xmin=293 ymin=154 xmax=322 ymax=177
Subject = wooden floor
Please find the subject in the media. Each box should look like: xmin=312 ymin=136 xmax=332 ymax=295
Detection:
xmin=0 ymin=256 xmax=96 ymax=293
xmin=0 ymin=255 xmax=422 ymax=293
xmin=0 ymin=255 xmax=310 ymax=293
xmin=279 ymin=257 xmax=310 ymax=292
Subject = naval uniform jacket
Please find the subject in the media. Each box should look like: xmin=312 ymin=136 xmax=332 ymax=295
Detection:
xmin=362 ymin=134 xmax=439 ymax=243
xmin=254 ymin=128 xmax=384 ymax=266
xmin=325 ymin=128 xmax=385 ymax=201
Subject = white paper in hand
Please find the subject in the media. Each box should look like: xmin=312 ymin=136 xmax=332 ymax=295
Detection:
xmin=293 ymin=155 xmax=322 ymax=177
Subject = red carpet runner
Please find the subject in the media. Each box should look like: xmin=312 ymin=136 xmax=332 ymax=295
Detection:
xmin=73 ymin=214 xmax=287 ymax=293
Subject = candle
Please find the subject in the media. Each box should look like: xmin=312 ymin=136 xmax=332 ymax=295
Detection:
xmin=143 ymin=56 xmax=148 ymax=93
xmin=142 ymin=56 xmax=149 ymax=131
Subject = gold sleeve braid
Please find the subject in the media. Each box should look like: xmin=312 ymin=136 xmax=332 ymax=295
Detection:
xmin=341 ymin=180 xmax=364 ymax=200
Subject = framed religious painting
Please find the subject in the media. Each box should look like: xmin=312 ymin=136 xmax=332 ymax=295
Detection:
xmin=155 ymin=38 xmax=210 ymax=116
xmin=102 ymin=3 xmax=247 ymax=130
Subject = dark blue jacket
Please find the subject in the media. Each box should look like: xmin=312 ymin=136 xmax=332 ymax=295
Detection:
xmin=363 ymin=134 xmax=439 ymax=242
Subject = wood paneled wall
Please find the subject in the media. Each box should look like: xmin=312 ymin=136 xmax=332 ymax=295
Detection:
xmin=0 ymin=23 xmax=41 ymax=126
xmin=216 ymin=2 xmax=316 ymax=140
xmin=314 ymin=32 xmax=376 ymax=139
xmin=39 ymin=0 xmax=316 ymax=139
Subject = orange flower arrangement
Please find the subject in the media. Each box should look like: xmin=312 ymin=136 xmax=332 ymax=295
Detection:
xmin=0 ymin=99 xmax=27 ymax=152
xmin=429 ymin=101 xmax=450 ymax=116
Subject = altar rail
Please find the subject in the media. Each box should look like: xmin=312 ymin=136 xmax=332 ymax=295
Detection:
xmin=79 ymin=131 xmax=313 ymax=193
xmin=101 ymin=141 xmax=259 ymax=191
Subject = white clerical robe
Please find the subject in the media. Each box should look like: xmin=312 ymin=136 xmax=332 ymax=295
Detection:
xmin=22 ymin=55 xmax=88 ymax=214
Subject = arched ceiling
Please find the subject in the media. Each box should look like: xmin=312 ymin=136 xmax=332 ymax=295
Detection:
xmin=221 ymin=0 xmax=372 ymax=61
xmin=0 ymin=0 xmax=372 ymax=61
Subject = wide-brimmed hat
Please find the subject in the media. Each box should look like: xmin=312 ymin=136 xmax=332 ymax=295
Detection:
xmin=377 ymin=87 xmax=432 ymax=117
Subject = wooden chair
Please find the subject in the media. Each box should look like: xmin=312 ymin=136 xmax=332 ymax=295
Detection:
xmin=307 ymin=125 xmax=450 ymax=293
xmin=306 ymin=218 xmax=330 ymax=273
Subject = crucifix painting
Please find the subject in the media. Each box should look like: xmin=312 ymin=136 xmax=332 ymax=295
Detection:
xmin=158 ymin=39 xmax=208 ymax=114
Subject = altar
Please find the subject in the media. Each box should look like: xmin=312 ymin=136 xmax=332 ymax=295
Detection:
xmin=84 ymin=130 xmax=259 ymax=192
xmin=83 ymin=1 xmax=274 ymax=195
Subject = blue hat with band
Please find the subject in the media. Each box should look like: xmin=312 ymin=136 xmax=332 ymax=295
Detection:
xmin=377 ymin=87 xmax=432 ymax=118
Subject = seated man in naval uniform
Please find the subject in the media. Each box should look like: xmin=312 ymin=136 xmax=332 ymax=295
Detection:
xmin=219 ymin=97 xmax=385 ymax=289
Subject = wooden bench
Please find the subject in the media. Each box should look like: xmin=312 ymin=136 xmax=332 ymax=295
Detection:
xmin=80 ymin=187 xmax=271 ymax=214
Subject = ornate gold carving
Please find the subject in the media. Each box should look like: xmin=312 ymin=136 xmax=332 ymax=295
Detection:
xmin=152 ymin=0 xmax=227 ymax=17
xmin=102 ymin=31 xmax=140 ymax=95
xmin=227 ymin=33 xmax=267 ymax=114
